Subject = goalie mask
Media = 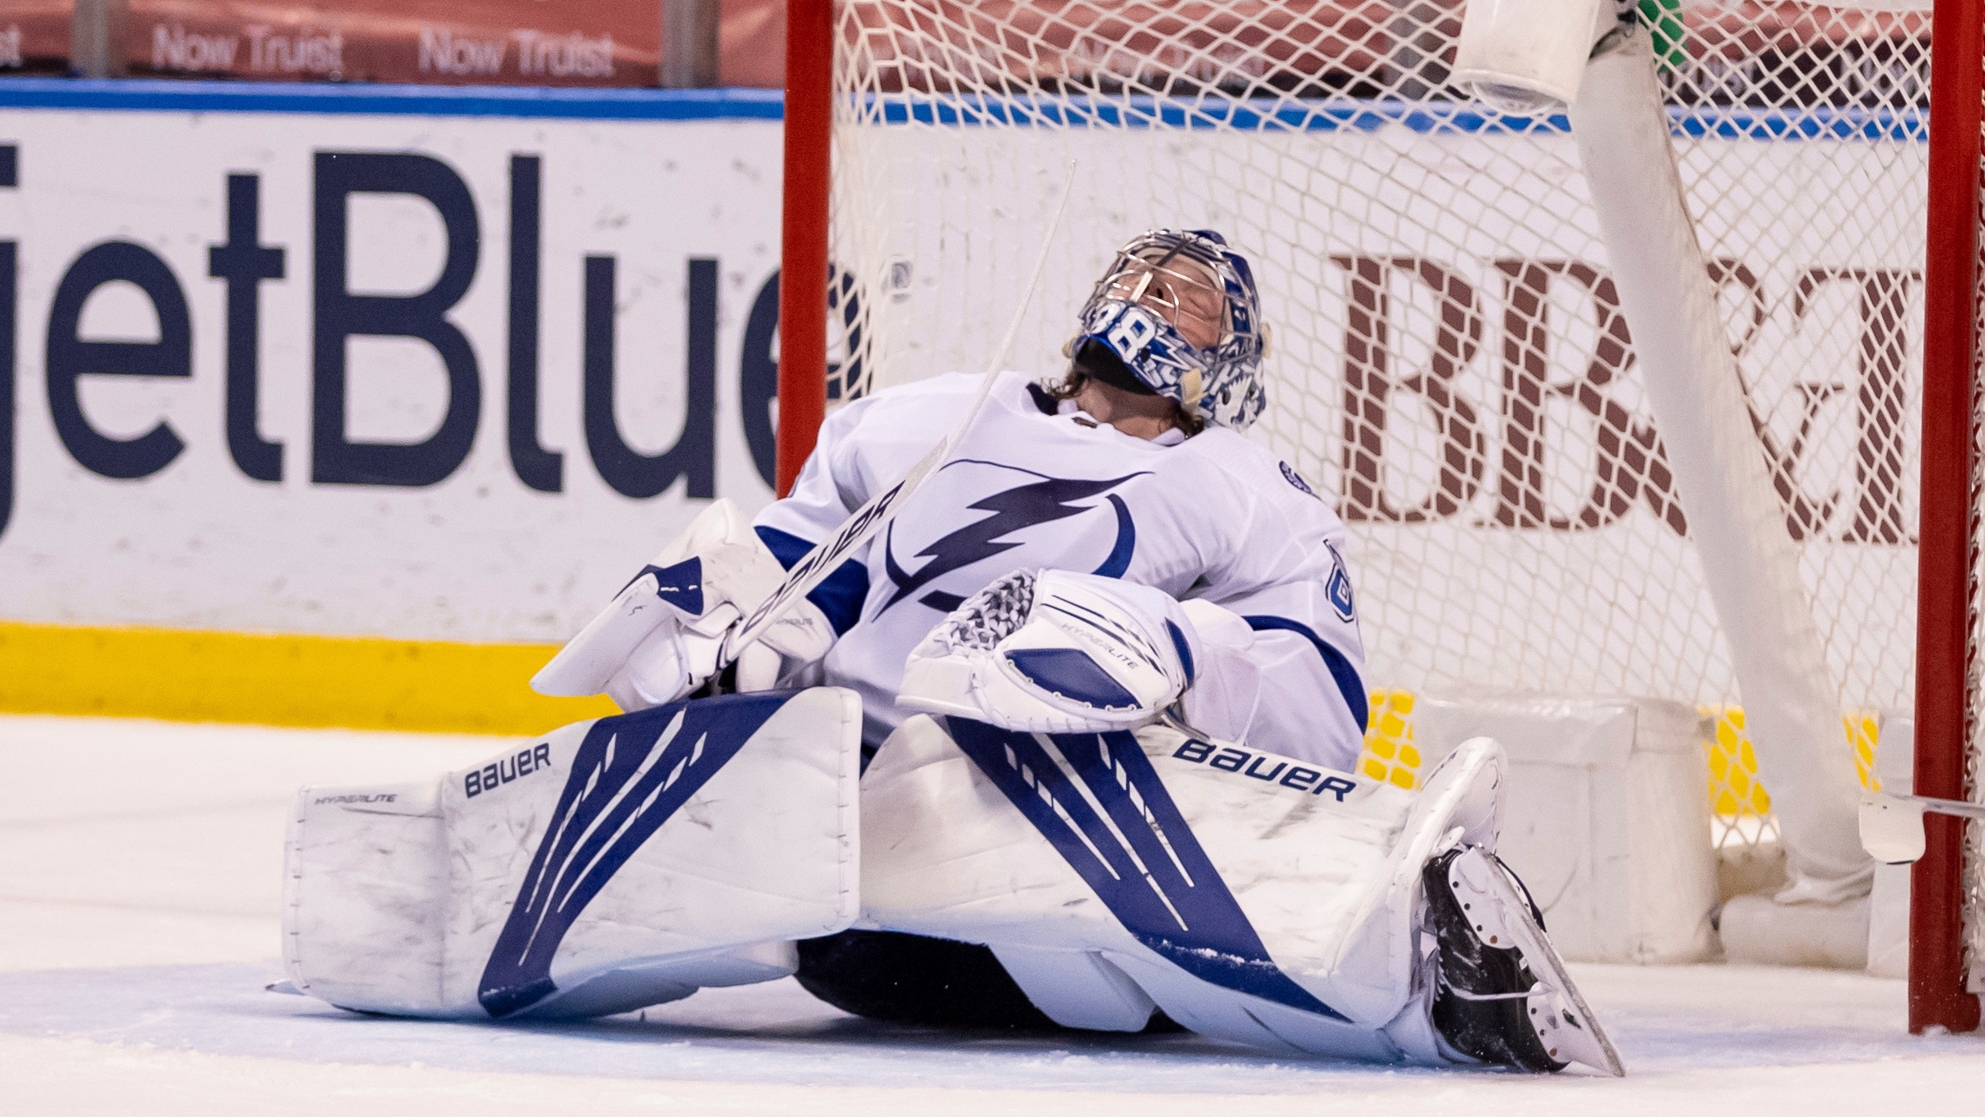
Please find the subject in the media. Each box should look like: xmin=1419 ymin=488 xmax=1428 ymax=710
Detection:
xmin=1069 ymin=229 xmax=1267 ymax=431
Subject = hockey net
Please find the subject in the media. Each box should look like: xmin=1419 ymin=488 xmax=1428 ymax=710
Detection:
xmin=804 ymin=0 xmax=1981 ymax=1017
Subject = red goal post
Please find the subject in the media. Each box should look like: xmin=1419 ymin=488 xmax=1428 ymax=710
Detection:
xmin=1915 ymin=0 xmax=1984 ymax=1037
xmin=776 ymin=0 xmax=834 ymax=498
xmin=779 ymin=0 xmax=1985 ymax=1033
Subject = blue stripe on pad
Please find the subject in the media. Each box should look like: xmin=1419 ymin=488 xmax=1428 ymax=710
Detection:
xmin=477 ymin=692 xmax=793 ymax=1018
xmin=948 ymin=719 xmax=1348 ymax=1022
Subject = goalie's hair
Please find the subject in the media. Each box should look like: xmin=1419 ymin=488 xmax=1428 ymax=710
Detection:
xmin=1037 ymin=369 xmax=1207 ymax=438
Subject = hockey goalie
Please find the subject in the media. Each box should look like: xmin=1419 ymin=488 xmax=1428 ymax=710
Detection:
xmin=282 ymin=231 xmax=1622 ymax=1076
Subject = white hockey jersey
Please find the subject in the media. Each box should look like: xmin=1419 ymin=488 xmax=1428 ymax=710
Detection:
xmin=753 ymin=371 xmax=1369 ymax=771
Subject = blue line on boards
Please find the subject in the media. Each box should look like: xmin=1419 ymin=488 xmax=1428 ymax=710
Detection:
xmin=0 ymin=79 xmax=1926 ymax=139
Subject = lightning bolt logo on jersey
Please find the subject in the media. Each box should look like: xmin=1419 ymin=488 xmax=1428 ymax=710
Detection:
xmin=881 ymin=464 xmax=1143 ymax=616
xmin=754 ymin=371 xmax=1371 ymax=768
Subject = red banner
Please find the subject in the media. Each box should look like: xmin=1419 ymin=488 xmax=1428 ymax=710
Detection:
xmin=122 ymin=0 xmax=660 ymax=84
xmin=721 ymin=0 xmax=784 ymax=88
xmin=0 ymin=1 xmax=1940 ymax=91
xmin=0 ymin=0 xmax=74 ymax=74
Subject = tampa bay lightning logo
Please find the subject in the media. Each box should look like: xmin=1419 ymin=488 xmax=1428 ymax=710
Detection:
xmin=1280 ymin=461 xmax=1316 ymax=498
xmin=1325 ymin=542 xmax=1355 ymax=624
xmin=881 ymin=462 xmax=1145 ymax=615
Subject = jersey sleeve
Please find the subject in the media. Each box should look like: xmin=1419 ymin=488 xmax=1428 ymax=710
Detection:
xmin=749 ymin=395 xmax=880 ymax=636
xmin=1191 ymin=445 xmax=1369 ymax=773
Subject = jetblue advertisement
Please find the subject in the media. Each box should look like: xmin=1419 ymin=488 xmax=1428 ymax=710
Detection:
xmin=0 ymin=102 xmax=785 ymax=641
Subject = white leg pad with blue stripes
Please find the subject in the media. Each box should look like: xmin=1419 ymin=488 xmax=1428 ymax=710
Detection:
xmin=859 ymin=714 xmax=1509 ymax=1063
xmin=282 ymin=687 xmax=862 ymax=1020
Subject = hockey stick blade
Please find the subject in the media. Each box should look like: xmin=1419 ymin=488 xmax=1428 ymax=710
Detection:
xmin=1859 ymin=788 xmax=1985 ymax=864
xmin=717 ymin=163 xmax=1079 ymax=670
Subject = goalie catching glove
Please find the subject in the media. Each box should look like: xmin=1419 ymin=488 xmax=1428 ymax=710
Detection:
xmin=898 ymin=569 xmax=1260 ymax=739
xmin=532 ymin=500 xmax=836 ymax=710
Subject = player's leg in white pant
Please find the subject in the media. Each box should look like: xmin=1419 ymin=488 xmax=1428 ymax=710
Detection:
xmin=283 ymin=688 xmax=861 ymax=1020
xmin=857 ymin=716 xmax=1619 ymax=1072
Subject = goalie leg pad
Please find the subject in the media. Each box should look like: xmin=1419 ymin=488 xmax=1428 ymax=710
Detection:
xmin=987 ymin=945 xmax=1156 ymax=1032
xmin=858 ymin=718 xmax=1599 ymax=1067
xmin=860 ymin=714 xmax=1428 ymax=1058
xmin=284 ymin=687 xmax=861 ymax=1019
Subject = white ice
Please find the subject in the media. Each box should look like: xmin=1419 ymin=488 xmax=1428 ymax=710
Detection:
xmin=3 ymin=713 xmax=1980 ymax=1115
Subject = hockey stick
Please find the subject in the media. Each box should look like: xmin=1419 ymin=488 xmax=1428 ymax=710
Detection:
xmin=715 ymin=164 xmax=1079 ymax=670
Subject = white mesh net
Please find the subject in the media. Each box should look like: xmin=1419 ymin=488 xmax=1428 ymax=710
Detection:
xmin=825 ymin=0 xmax=1949 ymax=898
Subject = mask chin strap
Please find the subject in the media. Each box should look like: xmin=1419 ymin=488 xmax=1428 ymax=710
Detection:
xmin=1072 ymin=337 xmax=1158 ymax=397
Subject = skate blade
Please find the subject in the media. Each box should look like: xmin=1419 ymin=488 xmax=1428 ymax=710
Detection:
xmin=1453 ymin=848 xmax=1627 ymax=1077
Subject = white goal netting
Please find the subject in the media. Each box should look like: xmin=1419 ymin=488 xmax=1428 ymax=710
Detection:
xmin=823 ymin=0 xmax=1973 ymax=967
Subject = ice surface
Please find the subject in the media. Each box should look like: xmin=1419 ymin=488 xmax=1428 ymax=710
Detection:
xmin=3 ymin=714 xmax=1981 ymax=1115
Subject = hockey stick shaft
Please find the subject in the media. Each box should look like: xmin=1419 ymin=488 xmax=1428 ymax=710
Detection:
xmin=1884 ymin=790 xmax=1985 ymax=821
xmin=718 ymin=164 xmax=1079 ymax=668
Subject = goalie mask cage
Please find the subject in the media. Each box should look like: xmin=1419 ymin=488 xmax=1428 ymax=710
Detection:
xmin=776 ymin=0 xmax=1985 ymax=1032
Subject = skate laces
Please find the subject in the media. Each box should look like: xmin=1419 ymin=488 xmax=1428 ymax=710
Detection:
xmin=1424 ymin=925 xmax=1546 ymax=1002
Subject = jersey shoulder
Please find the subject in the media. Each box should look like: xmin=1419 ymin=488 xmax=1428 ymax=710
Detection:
xmin=1176 ymin=428 xmax=1346 ymax=539
xmin=834 ymin=371 xmax=1034 ymax=432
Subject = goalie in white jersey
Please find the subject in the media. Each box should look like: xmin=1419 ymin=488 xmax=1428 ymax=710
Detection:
xmin=279 ymin=231 xmax=1621 ymax=1076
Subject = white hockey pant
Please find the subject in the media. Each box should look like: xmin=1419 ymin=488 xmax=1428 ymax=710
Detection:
xmin=282 ymin=688 xmax=861 ymax=1020
xmin=859 ymin=715 xmax=1508 ymax=1063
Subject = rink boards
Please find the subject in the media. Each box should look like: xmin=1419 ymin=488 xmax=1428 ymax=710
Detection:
xmin=0 ymin=83 xmax=1924 ymax=732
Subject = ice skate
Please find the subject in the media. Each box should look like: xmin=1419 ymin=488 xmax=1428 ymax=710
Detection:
xmin=1422 ymin=844 xmax=1625 ymax=1076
